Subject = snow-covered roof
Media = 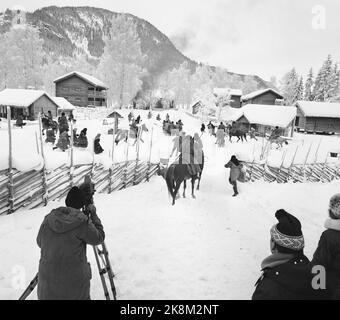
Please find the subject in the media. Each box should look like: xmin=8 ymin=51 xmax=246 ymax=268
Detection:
xmin=241 ymin=88 xmax=283 ymax=101
xmin=0 ymin=89 xmax=55 ymax=108
xmin=53 ymin=71 xmax=108 ymax=89
xmin=213 ymin=88 xmax=242 ymax=97
xmin=296 ymin=101 xmax=340 ymax=118
xmin=51 ymin=97 xmax=76 ymax=110
xmin=235 ymin=104 xmax=296 ymax=128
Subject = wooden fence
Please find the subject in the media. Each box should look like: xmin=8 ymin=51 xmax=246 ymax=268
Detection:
xmin=0 ymin=161 xmax=159 ymax=216
xmin=243 ymin=161 xmax=340 ymax=183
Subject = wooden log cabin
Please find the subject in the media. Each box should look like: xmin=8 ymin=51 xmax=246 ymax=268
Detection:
xmin=241 ymin=88 xmax=284 ymax=106
xmin=234 ymin=104 xmax=297 ymax=137
xmin=295 ymin=101 xmax=340 ymax=134
xmin=54 ymin=71 xmax=108 ymax=108
xmin=0 ymin=88 xmax=58 ymax=120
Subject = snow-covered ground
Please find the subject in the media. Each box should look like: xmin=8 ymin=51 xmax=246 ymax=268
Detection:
xmin=0 ymin=109 xmax=340 ymax=300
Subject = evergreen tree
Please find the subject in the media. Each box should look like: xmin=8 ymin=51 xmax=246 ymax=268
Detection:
xmin=296 ymin=76 xmax=304 ymax=101
xmin=313 ymin=54 xmax=334 ymax=101
xmin=304 ymin=68 xmax=314 ymax=101
xmin=280 ymin=68 xmax=300 ymax=105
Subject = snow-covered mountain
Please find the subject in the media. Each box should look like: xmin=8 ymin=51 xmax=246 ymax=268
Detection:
xmin=0 ymin=6 xmax=272 ymax=90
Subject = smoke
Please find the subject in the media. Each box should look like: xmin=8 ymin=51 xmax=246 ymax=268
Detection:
xmin=170 ymin=29 xmax=196 ymax=52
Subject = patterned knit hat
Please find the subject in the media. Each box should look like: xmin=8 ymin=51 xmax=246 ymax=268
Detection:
xmin=270 ymin=209 xmax=305 ymax=252
xmin=329 ymin=194 xmax=340 ymax=219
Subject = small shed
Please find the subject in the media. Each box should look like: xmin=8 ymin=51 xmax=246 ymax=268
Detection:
xmin=107 ymin=111 xmax=123 ymax=119
xmin=234 ymin=104 xmax=297 ymax=137
xmin=241 ymin=88 xmax=284 ymax=106
xmin=295 ymin=101 xmax=340 ymax=134
xmin=0 ymin=89 xmax=59 ymax=120
xmin=213 ymin=88 xmax=243 ymax=108
xmin=51 ymin=97 xmax=76 ymax=116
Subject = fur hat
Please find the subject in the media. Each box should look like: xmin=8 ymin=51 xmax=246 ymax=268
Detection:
xmin=65 ymin=186 xmax=85 ymax=209
xmin=329 ymin=194 xmax=340 ymax=219
xmin=270 ymin=209 xmax=305 ymax=252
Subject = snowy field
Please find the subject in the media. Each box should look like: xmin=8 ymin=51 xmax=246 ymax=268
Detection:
xmin=0 ymin=109 xmax=340 ymax=299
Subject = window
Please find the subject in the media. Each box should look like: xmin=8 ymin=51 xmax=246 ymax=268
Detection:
xmin=62 ymin=87 xmax=69 ymax=92
xmin=88 ymin=97 xmax=94 ymax=102
xmin=295 ymin=117 xmax=300 ymax=126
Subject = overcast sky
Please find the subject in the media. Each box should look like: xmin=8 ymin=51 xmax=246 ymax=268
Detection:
xmin=2 ymin=0 xmax=340 ymax=81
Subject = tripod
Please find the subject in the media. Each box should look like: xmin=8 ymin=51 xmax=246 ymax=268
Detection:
xmin=18 ymin=241 xmax=117 ymax=300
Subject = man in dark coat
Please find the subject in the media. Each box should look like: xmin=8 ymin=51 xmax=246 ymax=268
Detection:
xmin=15 ymin=114 xmax=26 ymax=128
xmin=252 ymin=210 xmax=316 ymax=300
xmin=224 ymin=155 xmax=243 ymax=197
xmin=36 ymin=186 xmax=105 ymax=300
xmin=58 ymin=112 xmax=69 ymax=134
xmin=76 ymin=128 xmax=88 ymax=148
xmin=200 ymin=123 xmax=205 ymax=134
xmin=311 ymin=193 xmax=340 ymax=300
xmin=94 ymin=133 xmax=104 ymax=154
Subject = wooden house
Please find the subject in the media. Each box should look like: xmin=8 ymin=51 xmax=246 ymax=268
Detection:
xmin=234 ymin=104 xmax=296 ymax=137
xmin=213 ymin=88 xmax=243 ymax=108
xmin=0 ymin=89 xmax=59 ymax=120
xmin=295 ymin=101 xmax=340 ymax=134
xmin=241 ymin=88 xmax=284 ymax=106
xmin=54 ymin=71 xmax=108 ymax=108
xmin=51 ymin=97 xmax=75 ymax=116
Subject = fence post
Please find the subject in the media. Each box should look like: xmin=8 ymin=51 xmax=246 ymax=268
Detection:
xmin=69 ymin=119 xmax=74 ymax=187
xmin=7 ymin=106 xmax=14 ymax=214
xmin=109 ymin=119 xmax=117 ymax=194
xmin=133 ymin=126 xmax=142 ymax=185
xmin=146 ymin=126 xmax=154 ymax=182
xmin=38 ymin=113 xmax=48 ymax=206
xmin=123 ymin=136 xmax=129 ymax=189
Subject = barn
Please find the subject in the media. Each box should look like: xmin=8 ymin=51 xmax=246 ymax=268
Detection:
xmin=234 ymin=104 xmax=297 ymax=137
xmin=54 ymin=71 xmax=108 ymax=108
xmin=0 ymin=89 xmax=59 ymax=120
xmin=241 ymin=88 xmax=284 ymax=106
xmin=213 ymin=88 xmax=243 ymax=108
xmin=295 ymin=101 xmax=340 ymax=134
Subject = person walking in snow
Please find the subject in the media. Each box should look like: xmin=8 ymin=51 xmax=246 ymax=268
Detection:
xmin=15 ymin=114 xmax=26 ymax=128
xmin=94 ymin=133 xmax=104 ymax=154
xmin=252 ymin=209 xmax=316 ymax=300
xmin=200 ymin=123 xmax=205 ymax=134
xmin=224 ymin=155 xmax=243 ymax=197
xmin=45 ymin=129 xmax=56 ymax=144
xmin=75 ymin=128 xmax=88 ymax=148
xmin=58 ymin=112 xmax=69 ymax=135
xmin=54 ymin=130 xmax=70 ymax=151
xmin=311 ymin=193 xmax=340 ymax=299
xmin=36 ymin=186 xmax=105 ymax=300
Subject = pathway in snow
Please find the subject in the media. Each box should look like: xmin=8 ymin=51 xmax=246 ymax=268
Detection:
xmin=0 ymin=138 xmax=338 ymax=299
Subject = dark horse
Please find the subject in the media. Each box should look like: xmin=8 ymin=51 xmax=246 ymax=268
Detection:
xmin=228 ymin=127 xmax=248 ymax=143
xmin=41 ymin=117 xmax=58 ymax=136
xmin=159 ymin=151 xmax=204 ymax=205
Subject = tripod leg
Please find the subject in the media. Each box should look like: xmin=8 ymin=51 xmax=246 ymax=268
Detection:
xmin=19 ymin=273 xmax=39 ymax=300
xmin=93 ymin=245 xmax=110 ymax=300
xmin=100 ymin=242 xmax=117 ymax=300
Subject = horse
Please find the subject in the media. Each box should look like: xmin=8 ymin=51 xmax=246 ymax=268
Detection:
xmin=115 ymin=123 xmax=148 ymax=146
xmin=41 ymin=117 xmax=58 ymax=136
xmin=228 ymin=127 xmax=248 ymax=143
xmin=158 ymin=151 xmax=204 ymax=205
xmin=268 ymin=136 xmax=289 ymax=149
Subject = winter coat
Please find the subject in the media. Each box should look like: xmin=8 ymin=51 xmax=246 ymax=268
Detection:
xmin=94 ymin=138 xmax=104 ymax=154
xmin=36 ymin=207 xmax=105 ymax=300
xmin=252 ymin=254 xmax=316 ymax=300
xmin=76 ymin=133 xmax=88 ymax=148
xmin=45 ymin=130 xmax=56 ymax=144
xmin=56 ymin=132 xmax=70 ymax=151
xmin=58 ymin=116 xmax=69 ymax=133
xmin=311 ymin=219 xmax=340 ymax=299
xmin=225 ymin=160 xmax=243 ymax=182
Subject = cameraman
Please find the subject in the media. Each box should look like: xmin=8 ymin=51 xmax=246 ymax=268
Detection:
xmin=36 ymin=185 xmax=104 ymax=300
